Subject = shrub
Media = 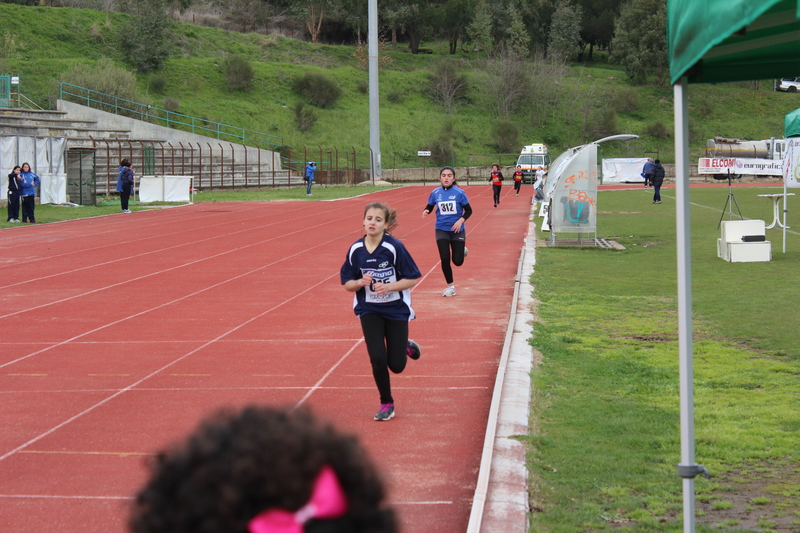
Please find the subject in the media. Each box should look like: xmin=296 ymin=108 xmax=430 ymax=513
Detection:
xmin=494 ymin=117 xmax=520 ymax=153
xmin=57 ymin=57 xmax=142 ymax=116
xmin=117 ymin=0 xmax=172 ymax=73
xmin=163 ymin=96 xmax=180 ymax=113
xmin=294 ymin=101 xmax=317 ymax=131
xmin=387 ymin=90 xmax=403 ymax=104
xmin=429 ymin=121 xmax=455 ymax=166
xmin=222 ymin=55 xmax=254 ymax=91
xmin=357 ymin=79 xmax=368 ymax=94
xmin=292 ymin=72 xmax=342 ymax=108
xmin=429 ymin=59 xmax=469 ymax=112
xmin=646 ymin=120 xmax=671 ymax=138
xmin=613 ymin=87 xmax=639 ymax=113
xmin=149 ymin=74 xmax=167 ymax=93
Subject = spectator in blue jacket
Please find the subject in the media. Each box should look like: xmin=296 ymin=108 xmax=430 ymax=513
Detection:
xmin=641 ymin=158 xmax=655 ymax=187
xmin=117 ymin=158 xmax=135 ymax=213
xmin=18 ymin=162 xmax=39 ymax=223
xmin=304 ymin=161 xmax=316 ymax=196
xmin=6 ymin=165 xmax=22 ymax=222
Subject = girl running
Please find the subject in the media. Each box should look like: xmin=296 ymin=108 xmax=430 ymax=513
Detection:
xmin=512 ymin=165 xmax=524 ymax=196
xmin=422 ymin=166 xmax=472 ymax=297
xmin=341 ymin=202 xmax=422 ymax=421
xmin=489 ymin=164 xmax=504 ymax=207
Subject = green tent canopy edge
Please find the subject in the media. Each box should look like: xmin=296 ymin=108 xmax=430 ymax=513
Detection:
xmin=668 ymin=0 xmax=800 ymax=85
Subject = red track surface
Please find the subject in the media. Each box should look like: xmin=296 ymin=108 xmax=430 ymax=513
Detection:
xmin=0 ymin=184 xmax=533 ymax=533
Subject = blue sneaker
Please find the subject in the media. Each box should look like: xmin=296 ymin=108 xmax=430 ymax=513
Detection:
xmin=374 ymin=403 xmax=395 ymax=421
xmin=407 ymin=339 xmax=421 ymax=360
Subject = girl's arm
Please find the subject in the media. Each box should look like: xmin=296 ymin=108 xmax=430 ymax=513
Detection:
xmin=421 ymin=203 xmax=436 ymax=218
xmin=344 ymin=273 xmax=372 ymax=293
xmin=371 ymin=277 xmax=418 ymax=296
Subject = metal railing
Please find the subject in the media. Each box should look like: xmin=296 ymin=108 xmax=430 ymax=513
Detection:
xmin=59 ymin=83 xmax=283 ymax=151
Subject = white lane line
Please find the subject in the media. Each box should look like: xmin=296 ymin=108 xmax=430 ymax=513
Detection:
xmin=0 ymin=273 xmax=337 ymax=463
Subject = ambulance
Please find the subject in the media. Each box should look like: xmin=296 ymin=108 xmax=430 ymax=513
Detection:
xmin=515 ymin=144 xmax=550 ymax=183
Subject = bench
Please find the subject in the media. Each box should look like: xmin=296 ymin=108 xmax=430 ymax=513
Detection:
xmin=717 ymin=220 xmax=771 ymax=262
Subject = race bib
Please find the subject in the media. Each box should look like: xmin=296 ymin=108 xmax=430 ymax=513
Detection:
xmin=361 ymin=267 xmax=400 ymax=304
xmin=437 ymin=200 xmax=457 ymax=215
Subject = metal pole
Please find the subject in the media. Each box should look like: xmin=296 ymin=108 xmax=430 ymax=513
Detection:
xmin=368 ymin=0 xmax=381 ymax=178
xmin=674 ymin=78 xmax=697 ymax=533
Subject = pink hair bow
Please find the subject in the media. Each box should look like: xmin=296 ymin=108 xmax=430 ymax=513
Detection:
xmin=248 ymin=465 xmax=349 ymax=533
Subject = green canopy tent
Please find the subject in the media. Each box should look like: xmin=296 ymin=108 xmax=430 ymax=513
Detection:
xmin=668 ymin=1 xmax=800 ymax=531
xmin=786 ymin=107 xmax=800 ymax=138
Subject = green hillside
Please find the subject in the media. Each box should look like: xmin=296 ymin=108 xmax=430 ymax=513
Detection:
xmin=2 ymin=3 xmax=799 ymax=167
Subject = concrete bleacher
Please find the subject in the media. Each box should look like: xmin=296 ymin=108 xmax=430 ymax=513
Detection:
xmin=1 ymin=102 xmax=291 ymax=203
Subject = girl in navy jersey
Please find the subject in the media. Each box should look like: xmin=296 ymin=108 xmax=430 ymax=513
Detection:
xmin=422 ymin=166 xmax=472 ymax=297
xmin=512 ymin=165 xmax=524 ymax=196
xmin=341 ymin=202 xmax=422 ymax=421
xmin=489 ymin=164 xmax=504 ymax=207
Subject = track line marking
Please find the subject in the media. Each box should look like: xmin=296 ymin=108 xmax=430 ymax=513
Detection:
xmin=0 ymin=273 xmax=339 ymax=463
xmin=19 ymin=450 xmax=151 ymax=457
xmin=0 ymin=242 xmax=341 ymax=369
xmin=292 ymin=340 xmax=363 ymax=409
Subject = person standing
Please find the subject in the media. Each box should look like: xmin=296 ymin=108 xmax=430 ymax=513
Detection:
xmin=18 ymin=162 xmax=39 ymax=224
xmin=305 ymin=161 xmax=316 ymax=196
xmin=534 ymin=166 xmax=546 ymax=200
xmin=117 ymin=159 xmax=134 ymax=213
xmin=6 ymin=165 xmax=21 ymax=223
xmin=651 ymin=159 xmax=665 ymax=204
xmin=489 ymin=164 xmax=504 ymax=207
xmin=422 ymin=166 xmax=472 ymax=297
xmin=642 ymin=158 xmax=655 ymax=187
xmin=512 ymin=165 xmax=524 ymax=196
xmin=341 ymin=202 xmax=422 ymax=421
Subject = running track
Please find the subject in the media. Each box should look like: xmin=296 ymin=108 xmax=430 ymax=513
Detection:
xmin=0 ymin=184 xmax=533 ymax=533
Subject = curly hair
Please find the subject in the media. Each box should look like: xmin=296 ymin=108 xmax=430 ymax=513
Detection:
xmin=129 ymin=406 xmax=397 ymax=533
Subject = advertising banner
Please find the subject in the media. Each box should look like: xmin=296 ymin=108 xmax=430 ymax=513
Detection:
xmin=698 ymin=157 xmax=782 ymax=176
xmin=783 ymin=138 xmax=800 ymax=188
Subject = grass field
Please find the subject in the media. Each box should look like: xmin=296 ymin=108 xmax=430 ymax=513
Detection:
xmin=528 ymin=186 xmax=800 ymax=532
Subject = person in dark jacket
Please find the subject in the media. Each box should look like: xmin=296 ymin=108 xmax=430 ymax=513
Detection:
xmin=117 ymin=158 xmax=135 ymax=213
xmin=18 ymin=162 xmax=39 ymax=223
xmin=651 ymin=159 xmax=666 ymax=204
xmin=6 ymin=165 xmax=21 ymax=222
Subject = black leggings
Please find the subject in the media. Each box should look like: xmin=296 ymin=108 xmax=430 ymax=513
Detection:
xmin=21 ymin=195 xmax=35 ymax=223
xmin=492 ymin=184 xmax=502 ymax=204
xmin=435 ymin=230 xmax=466 ymax=284
xmin=360 ymin=313 xmax=408 ymax=404
xmin=120 ymin=183 xmax=132 ymax=210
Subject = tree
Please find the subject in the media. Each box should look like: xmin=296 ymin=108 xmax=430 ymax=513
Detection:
xmin=466 ymin=0 xmax=492 ymax=57
xmin=547 ymin=0 xmax=583 ymax=62
xmin=442 ymin=0 xmax=474 ymax=55
xmin=577 ymin=0 xmax=622 ymax=60
xmin=505 ymin=4 xmax=530 ymax=58
xmin=273 ymin=0 xmax=333 ymax=43
xmin=610 ymin=0 xmax=667 ymax=84
xmin=118 ymin=0 xmax=172 ymax=73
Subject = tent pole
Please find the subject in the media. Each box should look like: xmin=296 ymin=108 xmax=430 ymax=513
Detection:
xmin=783 ymin=174 xmax=787 ymax=253
xmin=674 ymin=78 xmax=696 ymax=533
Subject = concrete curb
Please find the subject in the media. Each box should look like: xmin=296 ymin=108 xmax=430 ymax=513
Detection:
xmin=467 ymin=199 xmax=537 ymax=533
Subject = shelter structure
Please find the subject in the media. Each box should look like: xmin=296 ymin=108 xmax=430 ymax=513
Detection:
xmin=668 ymin=1 xmax=800 ymax=531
